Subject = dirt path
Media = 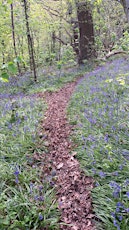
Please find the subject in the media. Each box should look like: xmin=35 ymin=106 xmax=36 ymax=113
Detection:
xmin=42 ymin=82 xmax=95 ymax=230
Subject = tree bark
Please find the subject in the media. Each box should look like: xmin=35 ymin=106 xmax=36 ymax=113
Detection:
xmin=10 ymin=3 xmax=21 ymax=74
xmin=76 ymin=1 xmax=95 ymax=64
xmin=120 ymin=0 xmax=129 ymax=22
xmin=22 ymin=0 xmax=37 ymax=82
xmin=1 ymin=40 xmax=5 ymax=64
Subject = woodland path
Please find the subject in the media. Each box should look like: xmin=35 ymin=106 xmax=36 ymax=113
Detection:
xmin=41 ymin=81 xmax=95 ymax=230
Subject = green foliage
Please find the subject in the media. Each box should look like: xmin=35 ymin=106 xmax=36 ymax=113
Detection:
xmin=1 ymin=71 xmax=9 ymax=82
xmin=114 ymin=30 xmax=129 ymax=52
xmin=0 ymin=57 xmax=26 ymax=82
xmin=0 ymin=62 xmax=16 ymax=82
xmin=0 ymin=0 xmax=128 ymax=69
xmin=93 ymin=0 xmax=127 ymax=55
xmin=61 ymin=45 xmax=75 ymax=63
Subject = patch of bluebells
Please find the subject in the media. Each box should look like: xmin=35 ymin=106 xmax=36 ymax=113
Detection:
xmin=0 ymin=93 xmax=43 ymax=161
xmin=109 ymin=181 xmax=121 ymax=198
xmin=69 ymin=58 xmax=129 ymax=229
xmin=111 ymin=201 xmax=129 ymax=229
xmin=0 ymin=71 xmax=60 ymax=229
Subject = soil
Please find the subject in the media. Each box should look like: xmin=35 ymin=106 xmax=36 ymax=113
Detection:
xmin=41 ymin=81 xmax=95 ymax=230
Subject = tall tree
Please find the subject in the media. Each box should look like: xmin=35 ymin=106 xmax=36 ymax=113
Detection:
xmin=75 ymin=0 xmax=95 ymax=64
xmin=22 ymin=0 xmax=37 ymax=82
xmin=10 ymin=2 xmax=21 ymax=74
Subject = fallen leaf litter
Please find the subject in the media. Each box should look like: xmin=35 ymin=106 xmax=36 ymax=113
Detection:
xmin=41 ymin=82 xmax=95 ymax=230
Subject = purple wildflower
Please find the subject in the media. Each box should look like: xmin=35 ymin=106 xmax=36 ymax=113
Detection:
xmin=39 ymin=214 xmax=43 ymax=220
xmin=113 ymin=219 xmax=120 ymax=230
xmin=116 ymin=202 xmax=124 ymax=208
xmin=125 ymin=208 xmax=129 ymax=213
xmin=39 ymin=196 xmax=44 ymax=201
xmin=111 ymin=212 xmax=115 ymax=218
xmin=30 ymin=182 xmax=33 ymax=194
xmin=118 ymin=215 xmax=123 ymax=221
xmin=112 ymin=171 xmax=119 ymax=176
xmin=126 ymin=192 xmax=129 ymax=199
xmin=14 ymin=169 xmax=19 ymax=176
xmin=14 ymin=168 xmax=19 ymax=184
xmin=99 ymin=171 xmax=106 ymax=178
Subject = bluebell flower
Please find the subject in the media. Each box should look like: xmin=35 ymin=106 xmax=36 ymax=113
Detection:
xmin=14 ymin=170 xmax=19 ymax=176
xmin=118 ymin=215 xmax=123 ymax=221
xmin=112 ymin=171 xmax=119 ymax=176
xmin=125 ymin=208 xmax=129 ymax=213
xmin=99 ymin=171 xmax=106 ymax=178
xmin=39 ymin=214 xmax=43 ymax=220
xmin=34 ymin=195 xmax=39 ymax=201
xmin=30 ymin=182 xmax=33 ymax=194
xmin=126 ymin=192 xmax=129 ymax=199
xmin=50 ymin=181 xmax=55 ymax=187
xmin=39 ymin=185 xmax=43 ymax=191
xmin=14 ymin=168 xmax=19 ymax=184
xmin=104 ymin=134 xmax=109 ymax=143
xmin=116 ymin=202 xmax=124 ymax=208
xmin=111 ymin=212 xmax=115 ymax=218
xmin=39 ymin=196 xmax=44 ymax=201
xmin=95 ymin=182 xmax=99 ymax=187
xmin=113 ymin=190 xmax=120 ymax=198
xmin=119 ymin=165 xmax=123 ymax=170
xmin=116 ymin=207 xmax=120 ymax=213
xmin=15 ymin=177 xmax=19 ymax=184
xmin=113 ymin=219 xmax=120 ymax=230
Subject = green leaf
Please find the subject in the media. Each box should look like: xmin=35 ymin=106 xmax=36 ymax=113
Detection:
xmin=1 ymin=72 xmax=9 ymax=82
xmin=14 ymin=56 xmax=22 ymax=63
xmin=8 ymin=62 xmax=17 ymax=74
xmin=0 ymin=217 xmax=10 ymax=225
xmin=7 ymin=0 xmax=13 ymax=4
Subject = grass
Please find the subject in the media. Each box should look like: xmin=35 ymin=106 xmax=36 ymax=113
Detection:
xmin=68 ymin=58 xmax=129 ymax=230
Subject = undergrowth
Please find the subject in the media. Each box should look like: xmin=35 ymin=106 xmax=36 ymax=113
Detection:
xmin=68 ymin=58 xmax=129 ymax=230
xmin=0 ymin=62 xmax=93 ymax=97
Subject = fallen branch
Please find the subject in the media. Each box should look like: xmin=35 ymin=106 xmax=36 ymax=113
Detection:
xmin=106 ymin=50 xmax=128 ymax=59
xmin=54 ymin=35 xmax=67 ymax=45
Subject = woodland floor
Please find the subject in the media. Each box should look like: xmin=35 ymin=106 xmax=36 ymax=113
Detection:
xmin=1 ymin=57 xmax=129 ymax=229
xmin=39 ymin=80 xmax=95 ymax=230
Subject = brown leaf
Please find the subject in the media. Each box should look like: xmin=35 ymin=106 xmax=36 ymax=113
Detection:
xmin=57 ymin=162 xmax=64 ymax=169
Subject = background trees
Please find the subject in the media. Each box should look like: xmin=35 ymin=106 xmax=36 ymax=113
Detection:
xmin=0 ymin=0 xmax=128 ymax=81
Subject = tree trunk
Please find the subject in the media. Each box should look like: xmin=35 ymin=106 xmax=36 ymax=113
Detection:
xmin=76 ymin=1 xmax=95 ymax=64
xmin=1 ymin=40 xmax=5 ymax=64
xmin=10 ymin=3 xmax=21 ymax=74
xmin=51 ymin=31 xmax=56 ymax=53
xmin=22 ymin=0 xmax=37 ymax=82
xmin=120 ymin=0 xmax=129 ymax=22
